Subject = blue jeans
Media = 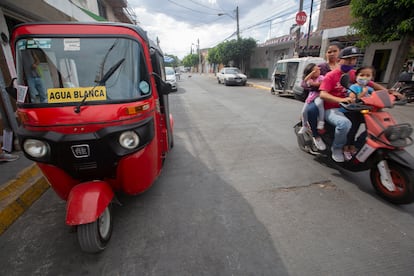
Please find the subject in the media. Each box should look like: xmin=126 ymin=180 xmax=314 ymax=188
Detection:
xmin=302 ymin=98 xmax=324 ymax=137
xmin=306 ymin=102 xmax=319 ymax=137
xmin=325 ymin=108 xmax=352 ymax=150
xmin=27 ymin=77 xmax=47 ymax=103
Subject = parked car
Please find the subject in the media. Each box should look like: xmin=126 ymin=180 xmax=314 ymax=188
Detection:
xmin=270 ymin=57 xmax=325 ymax=101
xmin=217 ymin=67 xmax=247 ymax=86
xmin=165 ymin=66 xmax=178 ymax=91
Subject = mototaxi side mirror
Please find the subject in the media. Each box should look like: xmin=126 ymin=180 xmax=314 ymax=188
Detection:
xmin=5 ymin=77 xmax=17 ymax=100
xmin=161 ymin=81 xmax=172 ymax=95
xmin=151 ymin=72 xmax=172 ymax=95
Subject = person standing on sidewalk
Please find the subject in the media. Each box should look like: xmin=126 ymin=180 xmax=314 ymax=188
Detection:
xmin=0 ymin=133 xmax=19 ymax=162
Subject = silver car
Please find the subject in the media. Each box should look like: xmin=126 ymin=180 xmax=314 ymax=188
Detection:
xmin=165 ymin=66 xmax=178 ymax=91
xmin=217 ymin=67 xmax=247 ymax=86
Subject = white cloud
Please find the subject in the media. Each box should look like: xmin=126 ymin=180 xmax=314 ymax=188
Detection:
xmin=130 ymin=0 xmax=319 ymax=59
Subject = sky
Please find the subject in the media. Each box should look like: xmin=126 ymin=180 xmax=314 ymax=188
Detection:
xmin=128 ymin=0 xmax=320 ymax=59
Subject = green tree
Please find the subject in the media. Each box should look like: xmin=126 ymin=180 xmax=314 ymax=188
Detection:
xmin=238 ymin=38 xmax=257 ymax=72
xmin=164 ymin=54 xmax=180 ymax=68
xmin=182 ymin=53 xmax=199 ymax=68
xmin=207 ymin=47 xmax=220 ymax=72
xmin=213 ymin=38 xmax=257 ymax=72
xmin=350 ymin=0 xmax=414 ymax=83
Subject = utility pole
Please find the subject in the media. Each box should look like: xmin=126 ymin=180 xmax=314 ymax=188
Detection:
xmin=306 ymin=0 xmax=314 ymax=54
xmin=236 ymin=6 xmax=240 ymax=40
xmin=218 ymin=7 xmax=240 ymax=40
xmin=197 ymin=38 xmax=201 ymax=74
xmin=295 ymin=0 xmax=304 ymax=57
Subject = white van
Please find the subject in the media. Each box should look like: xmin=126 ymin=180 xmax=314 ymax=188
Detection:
xmin=270 ymin=57 xmax=325 ymax=101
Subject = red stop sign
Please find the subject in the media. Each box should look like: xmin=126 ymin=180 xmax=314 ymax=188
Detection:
xmin=296 ymin=11 xmax=307 ymax=26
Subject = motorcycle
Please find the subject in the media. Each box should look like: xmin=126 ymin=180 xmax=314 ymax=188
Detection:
xmin=10 ymin=22 xmax=174 ymax=253
xmin=294 ymin=75 xmax=414 ymax=204
xmin=391 ymin=71 xmax=414 ymax=103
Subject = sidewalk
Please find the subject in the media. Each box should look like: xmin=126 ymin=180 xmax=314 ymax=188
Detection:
xmin=246 ymin=78 xmax=272 ymax=91
xmin=0 ymin=151 xmax=49 ymax=235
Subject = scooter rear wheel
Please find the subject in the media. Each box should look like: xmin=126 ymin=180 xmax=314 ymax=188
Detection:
xmin=77 ymin=205 xmax=113 ymax=253
xmin=370 ymin=161 xmax=414 ymax=204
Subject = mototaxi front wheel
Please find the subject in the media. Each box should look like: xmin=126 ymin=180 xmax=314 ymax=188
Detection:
xmin=77 ymin=205 xmax=113 ymax=253
xmin=370 ymin=161 xmax=414 ymax=204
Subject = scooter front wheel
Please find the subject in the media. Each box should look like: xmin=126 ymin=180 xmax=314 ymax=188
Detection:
xmin=77 ymin=205 xmax=113 ymax=253
xmin=370 ymin=161 xmax=414 ymax=204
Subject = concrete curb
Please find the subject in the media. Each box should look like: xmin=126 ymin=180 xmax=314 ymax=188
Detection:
xmin=0 ymin=164 xmax=49 ymax=235
xmin=247 ymin=82 xmax=271 ymax=91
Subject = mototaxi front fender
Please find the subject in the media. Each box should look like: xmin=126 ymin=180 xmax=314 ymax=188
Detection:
xmin=66 ymin=181 xmax=114 ymax=225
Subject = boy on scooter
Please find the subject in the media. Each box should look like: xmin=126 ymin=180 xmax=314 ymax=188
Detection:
xmin=319 ymin=46 xmax=386 ymax=162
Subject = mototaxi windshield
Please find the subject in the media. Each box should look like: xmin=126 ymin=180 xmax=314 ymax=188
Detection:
xmin=15 ymin=37 xmax=151 ymax=105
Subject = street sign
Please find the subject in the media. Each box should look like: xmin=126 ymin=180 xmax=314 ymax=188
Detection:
xmin=295 ymin=11 xmax=307 ymax=26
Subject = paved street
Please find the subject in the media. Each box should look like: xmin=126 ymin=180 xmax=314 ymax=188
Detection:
xmin=1 ymin=74 xmax=414 ymax=275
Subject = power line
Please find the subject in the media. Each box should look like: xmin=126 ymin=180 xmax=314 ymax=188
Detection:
xmin=185 ymin=0 xmax=223 ymax=12
xmin=167 ymin=0 xmax=219 ymax=15
xmin=239 ymin=0 xmax=321 ymax=34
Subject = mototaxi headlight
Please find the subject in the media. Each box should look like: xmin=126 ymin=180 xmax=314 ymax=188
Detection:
xmin=23 ymin=139 xmax=49 ymax=158
xmin=119 ymin=131 xmax=140 ymax=149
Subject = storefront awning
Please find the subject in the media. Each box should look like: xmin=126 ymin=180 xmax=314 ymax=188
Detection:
xmin=78 ymin=7 xmax=106 ymax=21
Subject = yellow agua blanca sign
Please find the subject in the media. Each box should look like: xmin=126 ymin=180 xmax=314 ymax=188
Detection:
xmin=47 ymin=86 xmax=107 ymax=103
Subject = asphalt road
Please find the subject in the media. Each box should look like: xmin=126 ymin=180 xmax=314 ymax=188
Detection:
xmin=1 ymin=74 xmax=414 ymax=275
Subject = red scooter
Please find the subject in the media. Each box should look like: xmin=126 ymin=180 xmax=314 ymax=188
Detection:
xmin=295 ymin=75 xmax=414 ymax=204
xmin=10 ymin=22 xmax=174 ymax=253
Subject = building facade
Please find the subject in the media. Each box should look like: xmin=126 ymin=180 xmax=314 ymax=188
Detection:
xmin=250 ymin=0 xmax=409 ymax=84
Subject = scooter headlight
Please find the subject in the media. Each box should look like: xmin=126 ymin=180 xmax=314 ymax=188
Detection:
xmin=119 ymin=131 xmax=140 ymax=149
xmin=384 ymin=124 xmax=413 ymax=141
xmin=399 ymin=125 xmax=413 ymax=139
xmin=23 ymin=139 xmax=49 ymax=158
xmin=386 ymin=131 xmax=400 ymax=141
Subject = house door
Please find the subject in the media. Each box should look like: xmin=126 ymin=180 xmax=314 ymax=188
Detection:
xmin=372 ymin=49 xmax=391 ymax=82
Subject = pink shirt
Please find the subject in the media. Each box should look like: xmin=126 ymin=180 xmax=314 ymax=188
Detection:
xmin=305 ymin=75 xmax=324 ymax=103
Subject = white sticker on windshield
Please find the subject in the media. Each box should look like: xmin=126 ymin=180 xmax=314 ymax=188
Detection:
xmin=64 ymin=38 xmax=80 ymax=51
xmin=139 ymin=81 xmax=150 ymax=94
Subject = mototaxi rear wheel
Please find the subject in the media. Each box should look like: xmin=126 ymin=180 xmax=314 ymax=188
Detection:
xmin=77 ymin=205 xmax=113 ymax=253
xmin=370 ymin=161 xmax=414 ymax=204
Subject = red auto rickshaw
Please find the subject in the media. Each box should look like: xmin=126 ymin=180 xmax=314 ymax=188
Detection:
xmin=10 ymin=22 xmax=174 ymax=253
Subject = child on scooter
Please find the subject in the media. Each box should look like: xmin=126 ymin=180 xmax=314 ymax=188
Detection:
xmin=348 ymin=66 xmax=375 ymax=99
xmin=298 ymin=63 xmax=326 ymax=150
xmin=343 ymin=66 xmax=375 ymax=160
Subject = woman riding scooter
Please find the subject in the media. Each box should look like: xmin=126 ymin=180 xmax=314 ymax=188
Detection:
xmin=309 ymin=46 xmax=387 ymax=162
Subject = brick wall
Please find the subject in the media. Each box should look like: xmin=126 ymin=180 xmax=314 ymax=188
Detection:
xmin=319 ymin=5 xmax=353 ymax=30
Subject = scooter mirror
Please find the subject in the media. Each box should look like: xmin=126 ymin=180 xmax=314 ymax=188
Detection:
xmin=340 ymin=74 xmax=351 ymax=89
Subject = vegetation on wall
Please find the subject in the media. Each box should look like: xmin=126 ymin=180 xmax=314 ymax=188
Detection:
xmin=350 ymin=0 xmax=414 ymax=83
xmin=350 ymin=0 xmax=414 ymax=45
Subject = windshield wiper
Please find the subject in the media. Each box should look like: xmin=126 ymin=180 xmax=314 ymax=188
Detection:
xmin=74 ymin=58 xmax=125 ymax=113
xmin=98 ymin=58 xmax=125 ymax=85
